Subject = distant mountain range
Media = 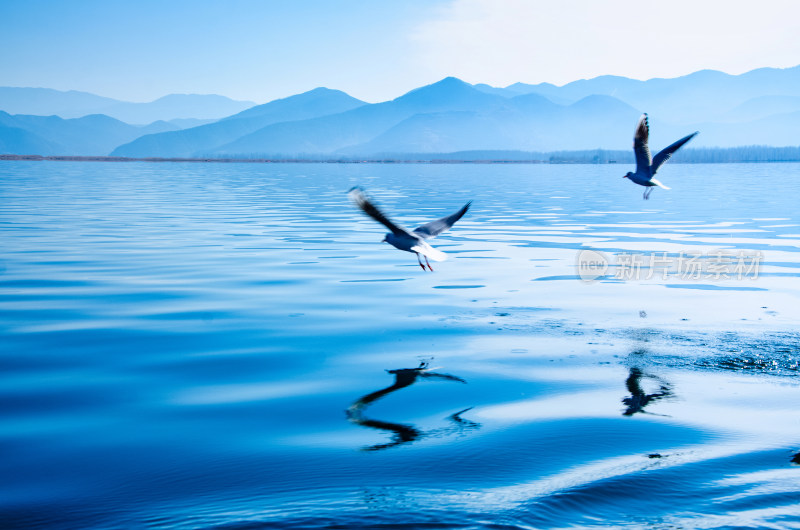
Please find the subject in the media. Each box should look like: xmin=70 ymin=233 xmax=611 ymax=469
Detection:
xmin=0 ymin=112 xmax=178 ymax=156
xmin=112 ymin=88 xmax=367 ymax=158
xmin=473 ymin=66 xmax=800 ymax=124
xmin=2 ymin=64 xmax=800 ymax=158
xmin=0 ymin=87 xmax=254 ymax=123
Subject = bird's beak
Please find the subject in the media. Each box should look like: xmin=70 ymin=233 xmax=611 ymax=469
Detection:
xmin=622 ymin=175 xmax=628 ymax=179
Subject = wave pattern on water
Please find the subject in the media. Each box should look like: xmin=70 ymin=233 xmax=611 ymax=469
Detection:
xmin=1 ymin=161 xmax=800 ymax=529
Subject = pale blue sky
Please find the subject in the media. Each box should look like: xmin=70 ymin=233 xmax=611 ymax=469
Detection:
xmin=2 ymin=0 xmax=799 ymax=104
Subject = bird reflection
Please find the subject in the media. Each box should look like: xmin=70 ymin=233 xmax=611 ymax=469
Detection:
xmin=622 ymin=367 xmax=673 ymax=416
xmin=346 ymin=360 xmax=478 ymax=451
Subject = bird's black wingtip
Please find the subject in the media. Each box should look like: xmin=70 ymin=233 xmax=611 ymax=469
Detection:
xmin=455 ymin=200 xmax=472 ymax=216
xmin=347 ymin=185 xmax=363 ymax=193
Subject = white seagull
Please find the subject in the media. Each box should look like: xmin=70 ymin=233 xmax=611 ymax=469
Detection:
xmin=624 ymin=113 xmax=698 ymax=200
xmin=348 ymin=187 xmax=471 ymax=271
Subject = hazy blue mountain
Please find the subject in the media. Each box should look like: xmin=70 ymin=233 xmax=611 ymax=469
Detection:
xmin=474 ymin=82 xmax=572 ymax=104
xmin=0 ymin=111 xmax=179 ymax=155
xmin=97 ymin=94 xmax=256 ymax=124
xmin=219 ymin=87 xmax=363 ymax=122
xmin=339 ymin=93 xmax=641 ymax=155
xmin=0 ymin=124 xmax=59 ymax=155
xmin=209 ymin=77 xmax=506 ymax=156
xmin=472 ymin=83 xmax=517 ymax=97
xmin=336 ymin=111 xmax=517 ymax=154
xmin=0 ymin=87 xmax=121 ymax=118
xmin=112 ymin=88 xmax=367 ymax=157
xmin=0 ymin=87 xmax=255 ymax=122
xmin=722 ymin=95 xmax=800 ymax=122
xmin=168 ymin=118 xmax=218 ymax=129
xmin=480 ymin=65 xmax=800 ymax=124
xmin=686 ymin=110 xmax=800 ymax=147
xmin=6 ymin=65 xmax=800 ymax=158
xmin=397 ymin=77 xmax=501 ymax=110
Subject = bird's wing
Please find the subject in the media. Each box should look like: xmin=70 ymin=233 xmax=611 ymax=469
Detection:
xmin=651 ymin=131 xmax=698 ymax=175
xmin=633 ymin=113 xmax=652 ymax=174
xmin=419 ymin=371 xmax=467 ymax=383
xmin=348 ymin=187 xmax=411 ymax=237
xmin=412 ymin=201 xmax=471 ymax=239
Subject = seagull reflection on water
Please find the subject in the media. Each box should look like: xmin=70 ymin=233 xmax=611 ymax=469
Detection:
xmin=622 ymin=367 xmax=674 ymax=417
xmin=346 ymin=360 xmax=479 ymax=451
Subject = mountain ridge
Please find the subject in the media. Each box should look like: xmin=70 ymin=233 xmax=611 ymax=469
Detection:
xmin=0 ymin=87 xmax=256 ymax=123
xmin=112 ymin=88 xmax=368 ymax=158
xmin=0 ymin=111 xmax=179 ymax=155
xmin=3 ymin=64 xmax=800 ymax=158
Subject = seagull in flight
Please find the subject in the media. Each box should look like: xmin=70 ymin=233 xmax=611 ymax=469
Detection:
xmin=348 ymin=186 xmax=471 ymax=271
xmin=623 ymin=114 xmax=698 ymax=200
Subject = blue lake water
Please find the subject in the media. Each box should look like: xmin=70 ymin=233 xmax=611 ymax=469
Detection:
xmin=1 ymin=161 xmax=800 ymax=529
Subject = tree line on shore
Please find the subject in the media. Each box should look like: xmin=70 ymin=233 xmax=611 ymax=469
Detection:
xmin=4 ymin=145 xmax=800 ymax=164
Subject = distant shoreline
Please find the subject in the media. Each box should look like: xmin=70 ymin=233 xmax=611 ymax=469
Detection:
xmin=2 ymin=154 xmax=799 ymax=164
xmin=0 ymin=154 xmax=548 ymax=164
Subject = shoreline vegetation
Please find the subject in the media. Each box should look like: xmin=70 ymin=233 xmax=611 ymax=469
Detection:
xmin=3 ymin=146 xmax=800 ymax=165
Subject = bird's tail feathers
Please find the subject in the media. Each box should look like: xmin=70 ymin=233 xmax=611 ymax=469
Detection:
xmin=650 ymin=179 xmax=671 ymax=190
xmin=412 ymin=243 xmax=447 ymax=262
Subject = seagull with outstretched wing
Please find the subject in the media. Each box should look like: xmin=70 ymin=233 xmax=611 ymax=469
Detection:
xmin=623 ymin=114 xmax=698 ymax=200
xmin=348 ymin=187 xmax=471 ymax=271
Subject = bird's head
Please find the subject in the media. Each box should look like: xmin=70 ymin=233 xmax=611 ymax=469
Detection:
xmin=623 ymin=172 xmax=633 ymax=179
xmin=383 ymin=233 xmax=401 ymax=245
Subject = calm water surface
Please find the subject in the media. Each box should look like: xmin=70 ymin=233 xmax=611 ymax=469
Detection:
xmin=1 ymin=161 xmax=800 ymax=529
